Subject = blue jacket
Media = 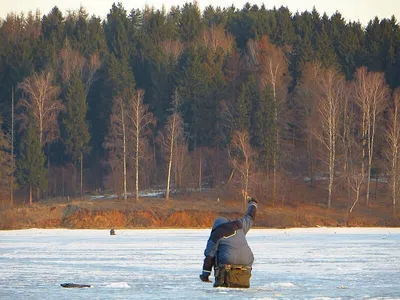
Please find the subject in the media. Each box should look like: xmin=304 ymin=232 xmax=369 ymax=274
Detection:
xmin=201 ymin=200 xmax=258 ymax=277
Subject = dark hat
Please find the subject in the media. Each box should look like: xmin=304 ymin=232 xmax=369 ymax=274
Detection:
xmin=213 ymin=217 xmax=229 ymax=229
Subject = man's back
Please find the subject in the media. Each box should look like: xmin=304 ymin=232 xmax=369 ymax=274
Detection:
xmin=217 ymin=228 xmax=254 ymax=266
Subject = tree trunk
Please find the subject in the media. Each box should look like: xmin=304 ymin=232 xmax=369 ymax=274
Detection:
xmin=272 ymin=80 xmax=278 ymax=203
xmin=11 ymin=86 xmax=14 ymax=207
xmin=361 ymin=109 xmax=367 ymax=195
xmin=73 ymin=166 xmax=77 ymax=198
xmin=366 ymin=163 xmax=371 ymax=206
xmin=80 ymin=153 xmax=83 ymax=200
xmin=327 ymin=99 xmax=337 ymax=209
xmin=244 ymin=167 xmax=249 ymax=211
xmin=135 ymin=119 xmax=139 ymax=202
xmin=29 ymin=184 xmax=32 ymax=206
xmin=166 ymin=125 xmax=175 ymax=201
xmin=393 ymin=154 xmax=397 ymax=214
xmin=392 ymin=148 xmax=397 ymax=214
xmin=62 ymin=168 xmax=65 ymax=198
xmin=349 ymin=185 xmax=360 ymax=214
xmin=166 ymin=149 xmax=173 ymax=201
xmin=199 ymin=151 xmax=202 ymax=191
xmin=307 ymin=133 xmax=314 ymax=188
xmin=122 ymin=111 xmax=127 ymax=201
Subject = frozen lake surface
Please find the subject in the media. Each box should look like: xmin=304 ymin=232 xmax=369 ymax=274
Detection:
xmin=1 ymin=228 xmax=400 ymax=299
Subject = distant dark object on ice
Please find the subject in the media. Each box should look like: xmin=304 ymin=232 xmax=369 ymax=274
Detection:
xmin=60 ymin=283 xmax=91 ymax=288
xmin=110 ymin=228 xmax=116 ymax=235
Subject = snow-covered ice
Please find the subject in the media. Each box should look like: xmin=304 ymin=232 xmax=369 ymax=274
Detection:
xmin=1 ymin=228 xmax=400 ymax=299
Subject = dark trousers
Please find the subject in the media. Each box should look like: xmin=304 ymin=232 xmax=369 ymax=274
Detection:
xmin=213 ymin=264 xmax=252 ymax=288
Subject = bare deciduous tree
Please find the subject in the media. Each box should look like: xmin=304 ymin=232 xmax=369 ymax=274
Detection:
xmin=59 ymin=41 xmax=85 ymax=83
xmin=104 ymin=96 xmax=129 ymax=200
xmin=353 ymin=67 xmax=389 ymax=206
xmin=229 ymin=130 xmax=257 ymax=210
xmin=246 ymin=36 xmax=290 ymax=201
xmin=334 ymin=80 xmax=361 ymax=211
xmin=347 ymin=163 xmax=366 ymax=215
xmin=85 ymin=53 xmax=101 ymax=96
xmin=192 ymin=147 xmax=211 ymax=191
xmin=157 ymin=90 xmax=185 ymax=201
xmin=127 ymin=89 xmax=156 ymax=201
xmin=386 ymin=88 xmax=400 ymax=214
xmin=59 ymin=42 xmax=101 ymax=96
xmin=296 ymin=62 xmax=322 ymax=188
xmin=162 ymin=39 xmax=184 ymax=63
xmin=314 ymin=68 xmax=344 ymax=208
xmin=18 ymin=71 xmax=63 ymax=147
xmin=340 ymin=118 xmax=366 ymax=217
xmin=197 ymin=24 xmax=234 ymax=55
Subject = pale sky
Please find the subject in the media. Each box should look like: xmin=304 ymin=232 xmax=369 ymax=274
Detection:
xmin=0 ymin=0 xmax=398 ymax=26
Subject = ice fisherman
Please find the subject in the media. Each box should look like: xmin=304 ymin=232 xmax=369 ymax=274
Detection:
xmin=199 ymin=191 xmax=258 ymax=288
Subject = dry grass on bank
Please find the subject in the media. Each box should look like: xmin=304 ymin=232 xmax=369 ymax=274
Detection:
xmin=1 ymin=184 xmax=400 ymax=229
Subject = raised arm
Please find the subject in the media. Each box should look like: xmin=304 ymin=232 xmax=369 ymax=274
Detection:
xmin=240 ymin=198 xmax=258 ymax=235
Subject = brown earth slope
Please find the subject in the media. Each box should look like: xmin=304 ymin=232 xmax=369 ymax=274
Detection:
xmin=1 ymin=189 xmax=399 ymax=230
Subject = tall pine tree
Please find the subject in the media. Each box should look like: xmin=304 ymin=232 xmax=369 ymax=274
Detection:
xmin=62 ymin=71 xmax=90 ymax=198
xmin=17 ymin=116 xmax=47 ymax=205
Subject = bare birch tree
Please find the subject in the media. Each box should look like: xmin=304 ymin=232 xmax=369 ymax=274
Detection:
xmin=336 ymin=81 xmax=361 ymax=209
xmin=246 ymin=36 xmax=290 ymax=201
xmin=197 ymin=24 xmax=235 ymax=55
xmin=59 ymin=41 xmax=85 ymax=83
xmin=386 ymin=88 xmax=400 ymax=214
xmin=84 ymin=53 xmax=101 ymax=96
xmin=162 ymin=39 xmax=184 ymax=64
xmin=347 ymin=160 xmax=366 ymax=215
xmin=314 ymin=68 xmax=344 ymax=208
xmin=157 ymin=90 xmax=185 ymax=201
xmin=158 ymin=112 xmax=184 ymax=200
xmin=296 ymin=62 xmax=322 ymax=188
xmin=104 ymin=96 xmax=129 ymax=200
xmin=19 ymin=71 xmax=62 ymax=202
xmin=341 ymin=118 xmax=366 ymax=217
xmin=192 ymin=147 xmax=210 ymax=191
xmin=18 ymin=72 xmax=63 ymax=147
xmin=353 ymin=67 xmax=389 ymax=206
xmin=229 ymin=130 xmax=256 ymax=210
xmin=59 ymin=41 xmax=101 ymax=96
xmin=127 ymin=89 xmax=155 ymax=201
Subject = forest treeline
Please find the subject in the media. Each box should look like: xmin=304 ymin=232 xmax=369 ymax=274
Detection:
xmin=0 ymin=2 xmax=399 ymax=213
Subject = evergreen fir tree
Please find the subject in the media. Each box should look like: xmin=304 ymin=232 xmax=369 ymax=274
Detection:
xmin=104 ymin=3 xmax=130 ymax=60
xmin=337 ymin=21 xmax=363 ymax=79
xmin=62 ymin=71 xmax=90 ymax=198
xmin=179 ymin=2 xmax=203 ymax=43
xmin=313 ymin=24 xmax=338 ymax=69
xmin=178 ymin=47 xmax=217 ymax=148
xmin=273 ymin=6 xmax=296 ymax=46
xmin=17 ymin=117 xmax=47 ymax=205
xmin=37 ymin=6 xmax=65 ymax=70
xmin=0 ymin=117 xmax=14 ymax=199
xmin=236 ymin=77 xmax=255 ymax=132
xmin=63 ymin=71 xmax=90 ymax=161
xmin=251 ymin=84 xmax=276 ymax=170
